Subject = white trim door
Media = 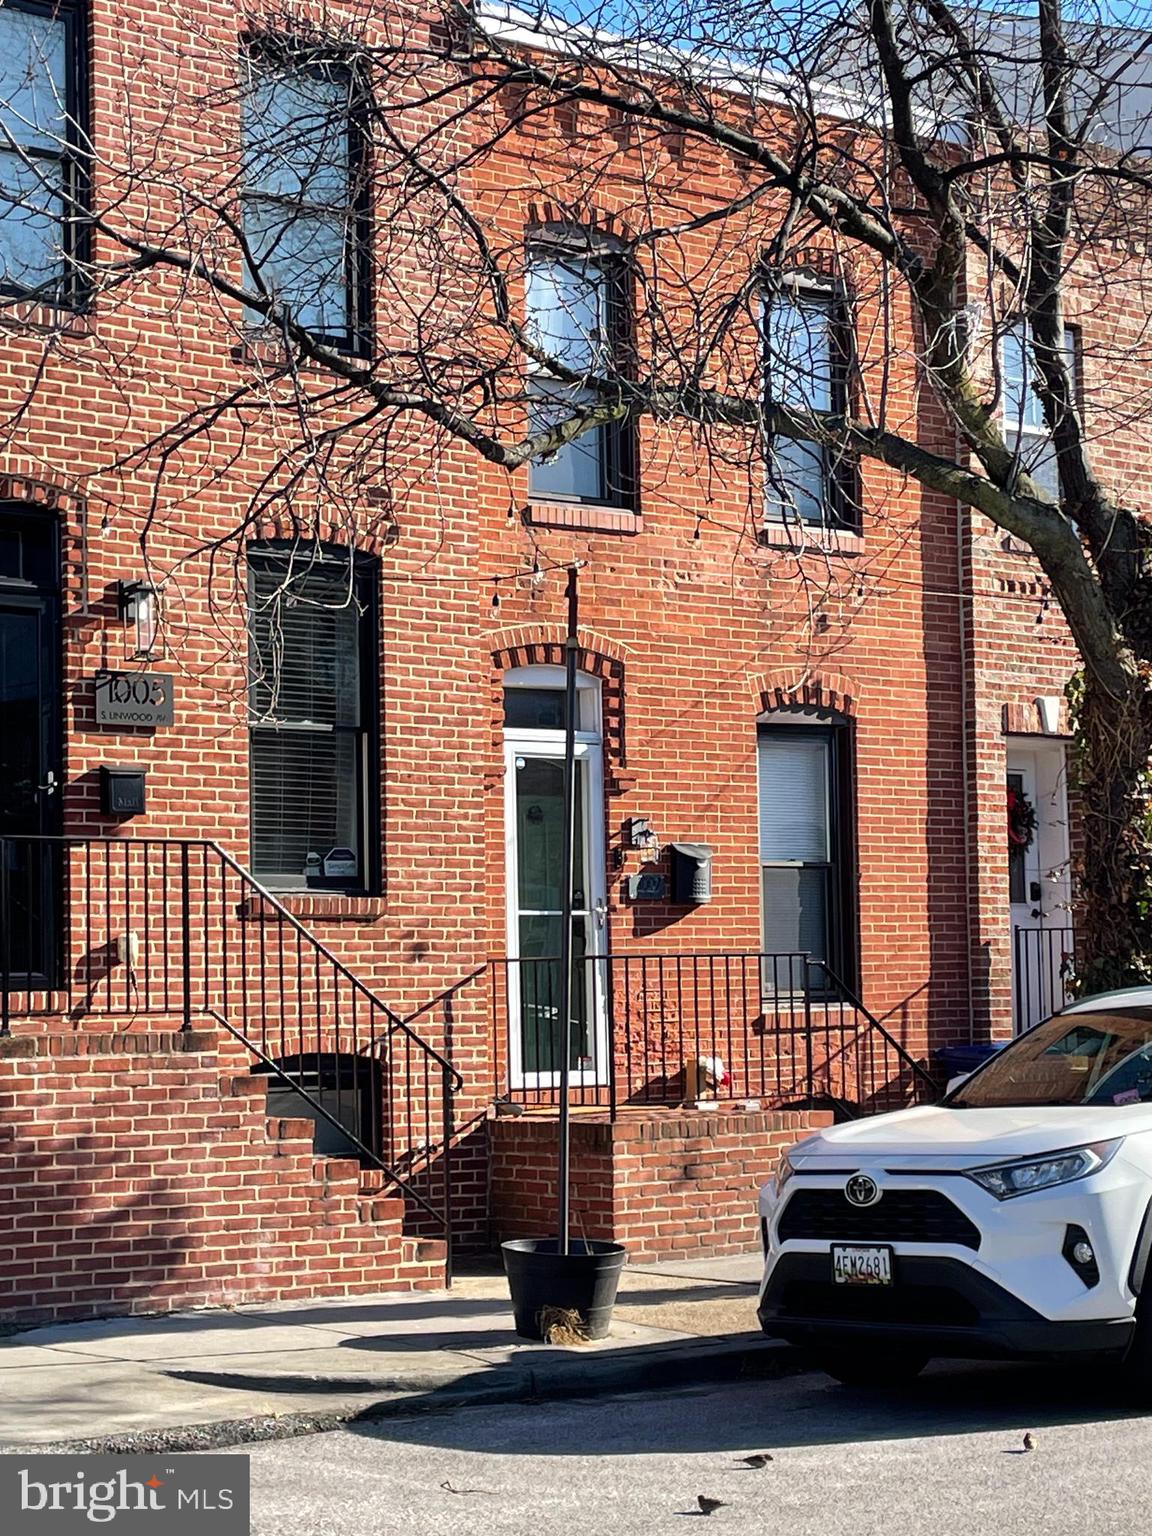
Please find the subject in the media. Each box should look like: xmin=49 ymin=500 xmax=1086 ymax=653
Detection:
xmin=1008 ymin=741 xmax=1073 ymax=1033
xmin=503 ymin=730 xmax=609 ymax=1090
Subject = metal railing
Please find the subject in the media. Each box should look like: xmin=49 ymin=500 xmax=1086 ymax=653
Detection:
xmin=1013 ymin=925 xmax=1077 ymax=1034
xmin=0 ymin=837 xmax=462 ymax=1269
xmin=489 ymin=949 xmax=938 ymax=1118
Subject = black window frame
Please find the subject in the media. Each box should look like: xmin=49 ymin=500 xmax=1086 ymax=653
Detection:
xmin=239 ymin=36 xmax=372 ymax=353
xmin=762 ymin=279 xmax=860 ymax=533
xmin=246 ymin=541 xmax=380 ymax=894
xmin=524 ymin=232 xmax=635 ymax=509
xmin=0 ymin=0 xmax=89 ymax=308
xmin=757 ymin=709 xmax=858 ymax=991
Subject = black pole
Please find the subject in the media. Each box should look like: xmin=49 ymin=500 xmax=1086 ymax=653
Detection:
xmin=556 ymin=565 xmax=580 ymax=1256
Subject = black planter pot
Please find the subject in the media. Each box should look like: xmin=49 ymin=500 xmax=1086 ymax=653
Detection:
xmin=501 ymin=1238 xmax=628 ymax=1341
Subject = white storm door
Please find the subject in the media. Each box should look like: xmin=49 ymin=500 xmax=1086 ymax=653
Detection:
xmin=504 ymin=734 xmax=608 ymax=1088
xmin=1008 ymin=744 xmax=1073 ymax=1032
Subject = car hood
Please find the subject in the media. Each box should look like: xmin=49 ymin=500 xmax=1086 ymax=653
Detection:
xmin=792 ymin=1103 xmax=1152 ymax=1164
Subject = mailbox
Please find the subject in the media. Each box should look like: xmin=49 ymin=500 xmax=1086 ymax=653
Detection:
xmin=100 ymin=765 xmax=147 ymax=818
xmin=671 ymin=842 xmax=713 ymax=904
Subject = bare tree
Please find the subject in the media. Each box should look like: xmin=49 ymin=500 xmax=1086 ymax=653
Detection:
xmin=4 ymin=0 xmax=1152 ymax=986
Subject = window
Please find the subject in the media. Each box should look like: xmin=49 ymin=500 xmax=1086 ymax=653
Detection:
xmin=525 ymin=239 xmax=632 ymax=505
xmin=0 ymin=0 xmax=84 ymax=302
xmin=1001 ymin=321 xmax=1077 ymax=500
xmin=248 ymin=545 xmax=377 ymax=891
xmin=757 ymin=713 xmax=855 ymax=986
xmin=241 ymin=44 xmax=367 ymax=346
xmin=763 ymin=283 xmax=856 ymax=529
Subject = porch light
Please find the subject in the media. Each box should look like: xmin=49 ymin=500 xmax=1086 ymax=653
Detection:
xmin=118 ymin=579 xmax=159 ymax=659
xmin=1035 ymin=695 xmax=1062 ymax=735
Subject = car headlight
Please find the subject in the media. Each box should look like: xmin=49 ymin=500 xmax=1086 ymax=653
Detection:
xmin=774 ymin=1149 xmax=797 ymax=1195
xmin=966 ymin=1140 xmax=1122 ymax=1200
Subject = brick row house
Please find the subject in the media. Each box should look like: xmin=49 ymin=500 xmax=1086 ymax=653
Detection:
xmin=0 ymin=0 xmax=1089 ymax=1324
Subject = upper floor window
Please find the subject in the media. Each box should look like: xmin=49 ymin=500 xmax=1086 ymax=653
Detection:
xmin=0 ymin=0 xmax=84 ymax=303
xmin=248 ymin=544 xmax=378 ymax=891
xmin=525 ymin=236 xmax=633 ymax=507
xmin=763 ymin=282 xmax=857 ymax=530
xmin=241 ymin=43 xmax=368 ymax=347
xmin=1002 ymin=321 xmax=1077 ymax=501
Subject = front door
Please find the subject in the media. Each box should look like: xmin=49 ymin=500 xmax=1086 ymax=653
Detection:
xmin=504 ymin=731 xmax=608 ymax=1090
xmin=1008 ymin=742 xmax=1072 ymax=1032
xmin=0 ymin=509 xmax=61 ymax=985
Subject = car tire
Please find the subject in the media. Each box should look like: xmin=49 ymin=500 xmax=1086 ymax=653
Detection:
xmin=815 ymin=1346 xmax=929 ymax=1387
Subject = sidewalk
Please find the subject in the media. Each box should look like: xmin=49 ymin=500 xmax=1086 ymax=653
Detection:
xmin=0 ymin=1254 xmax=800 ymax=1452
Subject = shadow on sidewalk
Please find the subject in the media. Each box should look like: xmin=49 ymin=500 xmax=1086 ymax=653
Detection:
xmin=336 ymin=1356 xmax=1150 ymax=1453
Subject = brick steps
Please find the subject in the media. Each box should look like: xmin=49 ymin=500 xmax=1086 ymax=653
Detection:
xmin=0 ymin=1037 xmax=448 ymax=1329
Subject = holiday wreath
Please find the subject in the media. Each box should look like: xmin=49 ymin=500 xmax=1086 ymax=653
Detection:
xmin=1007 ymin=784 xmax=1038 ymax=854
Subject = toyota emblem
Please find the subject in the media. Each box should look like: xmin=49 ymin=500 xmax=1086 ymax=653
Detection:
xmin=845 ymin=1174 xmax=881 ymax=1207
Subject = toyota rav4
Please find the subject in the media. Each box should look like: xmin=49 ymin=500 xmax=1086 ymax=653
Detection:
xmin=758 ymin=987 xmax=1152 ymax=1386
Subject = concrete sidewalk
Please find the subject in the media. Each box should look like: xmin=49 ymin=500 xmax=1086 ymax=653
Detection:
xmin=0 ymin=1254 xmax=798 ymax=1452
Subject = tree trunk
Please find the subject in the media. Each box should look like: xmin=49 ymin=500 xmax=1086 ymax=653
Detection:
xmin=1071 ymin=669 xmax=1152 ymax=995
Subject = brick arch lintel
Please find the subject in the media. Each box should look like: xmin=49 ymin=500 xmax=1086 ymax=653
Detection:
xmin=248 ymin=512 xmax=397 ymax=558
xmin=489 ymin=626 xmax=630 ymax=675
xmin=0 ymin=467 xmax=88 ymax=517
xmin=751 ymin=670 xmax=859 ymax=719
xmin=490 ymin=627 xmax=629 ymax=772
xmin=526 ymin=201 xmax=640 ymax=247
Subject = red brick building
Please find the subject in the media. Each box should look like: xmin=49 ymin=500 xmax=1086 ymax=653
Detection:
xmin=0 ymin=0 xmax=1086 ymax=1324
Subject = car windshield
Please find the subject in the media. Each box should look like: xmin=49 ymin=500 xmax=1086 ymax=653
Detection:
xmin=949 ymin=1008 xmax=1152 ymax=1109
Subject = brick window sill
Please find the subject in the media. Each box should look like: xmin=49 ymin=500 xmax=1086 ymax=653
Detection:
xmin=525 ymin=501 xmax=641 ymax=534
xmin=758 ymin=522 xmax=864 ymax=555
xmin=240 ymin=894 xmax=386 ymax=923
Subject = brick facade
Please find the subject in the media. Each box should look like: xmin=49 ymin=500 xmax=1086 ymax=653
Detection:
xmin=0 ymin=0 xmax=1099 ymax=1321
xmin=490 ymin=1110 xmax=834 ymax=1262
xmin=0 ymin=1032 xmax=445 ymax=1328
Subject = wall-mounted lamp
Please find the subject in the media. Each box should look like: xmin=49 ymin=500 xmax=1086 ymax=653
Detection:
xmin=118 ymin=580 xmax=159 ymax=659
xmin=1035 ymin=695 xmax=1062 ymax=735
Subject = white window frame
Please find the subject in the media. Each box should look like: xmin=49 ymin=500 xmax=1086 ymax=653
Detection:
xmin=503 ymin=665 xmax=609 ymax=1090
xmin=1000 ymin=321 xmax=1077 ymax=501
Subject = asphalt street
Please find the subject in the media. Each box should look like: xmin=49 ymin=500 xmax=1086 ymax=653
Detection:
xmin=239 ymin=1358 xmax=1149 ymax=1535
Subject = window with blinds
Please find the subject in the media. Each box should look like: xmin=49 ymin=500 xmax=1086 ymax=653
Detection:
xmin=757 ymin=720 xmax=854 ymax=986
xmin=248 ymin=545 xmax=376 ymax=890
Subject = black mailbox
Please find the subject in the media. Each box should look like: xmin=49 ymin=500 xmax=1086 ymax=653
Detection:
xmin=100 ymin=766 xmax=147 ymax=818
xmin=671 ymin=842 xmax=713 ymax=904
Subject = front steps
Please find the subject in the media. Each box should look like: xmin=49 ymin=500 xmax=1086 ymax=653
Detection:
xmin=0 ymin=1029 xmax=448 ymax=1329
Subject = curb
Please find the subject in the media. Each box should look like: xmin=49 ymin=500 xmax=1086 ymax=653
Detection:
xmin=0 ymin=1337 xmax=807 ymax=1456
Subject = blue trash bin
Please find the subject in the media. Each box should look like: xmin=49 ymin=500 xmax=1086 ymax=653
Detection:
xmin=937 ymin=1041 xmax=1010 ymax=1081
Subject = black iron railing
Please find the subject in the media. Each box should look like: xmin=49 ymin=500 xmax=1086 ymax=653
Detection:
xmin=1013 ymin=924 xmax=1076 ymax=1034
xmin=489 ymin=950 xmax=938 ymax=1118
xmin=0 ymin=837 xmax=462 ymax=1269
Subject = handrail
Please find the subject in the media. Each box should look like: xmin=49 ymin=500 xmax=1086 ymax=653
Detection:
xmin=212 ymin=843 xmax=464 ymax=1092
xmin=806 ymin=958 xmax=941 ymax=1094
xmin=0 ymin=835 xmax=462 ymax=1273
xmin=486 ymin=946 xmax=940 ymax=1113
xmin=206 ymin=1009 xmax=453 ymax=1233
xmin=6 ymin=833 xmax=462 ymax=1091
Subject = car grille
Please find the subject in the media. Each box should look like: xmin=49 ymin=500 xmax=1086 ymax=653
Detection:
xmin=777 ymin=1188 xmax=981 ymax=1250
xmin=776 ymin=1280 xmax=980 ymax=1328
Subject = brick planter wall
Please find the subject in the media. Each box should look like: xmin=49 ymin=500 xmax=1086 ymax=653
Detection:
xmin=0 ymin=1032 xmax=447 ymax=1329
xmin=488 ymin=1109 xmax=833 ymax=1263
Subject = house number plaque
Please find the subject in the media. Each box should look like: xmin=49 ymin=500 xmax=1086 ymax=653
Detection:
xmin=94 ymin=670 xmax=175 ymax=728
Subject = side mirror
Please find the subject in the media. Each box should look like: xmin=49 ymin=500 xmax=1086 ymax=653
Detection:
xmin=946 ymin=1072 xmax=971 ymax=1094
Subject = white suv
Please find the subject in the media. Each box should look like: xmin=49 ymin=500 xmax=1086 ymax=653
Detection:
xmin=758 ymin=988 xmax=1152 ymax=1385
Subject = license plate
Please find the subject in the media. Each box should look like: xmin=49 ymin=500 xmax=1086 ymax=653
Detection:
xmin=832 ymin=1245 xmax=893 ymax=1286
